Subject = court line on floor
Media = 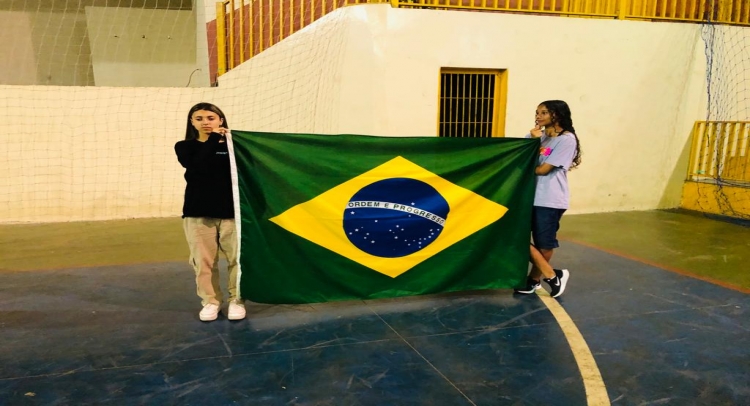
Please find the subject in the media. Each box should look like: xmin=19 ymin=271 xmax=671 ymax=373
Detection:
xmin=562 ymin=237 xmax=750 ymax=294
xmin=536 ymin=291 xmax=610 ymax=406
xmin=367 ymin=293 xmax=609 ymax=405
xmin=368 ymin=309 xmax=478 ymax=406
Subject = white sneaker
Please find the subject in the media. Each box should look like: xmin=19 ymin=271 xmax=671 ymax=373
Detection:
xmin=199 ymin=303 xmax=220 ymax=321
xmin=228 ymin=300 xmax=246 ymax=320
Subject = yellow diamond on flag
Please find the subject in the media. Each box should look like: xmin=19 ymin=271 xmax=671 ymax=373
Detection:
xmin=269 ymin=156 xmax=508 ymax=278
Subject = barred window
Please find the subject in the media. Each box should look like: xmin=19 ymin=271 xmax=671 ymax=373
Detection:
xmin=438 ymin=69 xmax=507 ymax=137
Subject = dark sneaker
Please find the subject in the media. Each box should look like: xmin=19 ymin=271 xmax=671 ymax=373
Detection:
xmin=544 ymin=268 xmax=569 ymax=298
xmin=514 ymin=276 xmax=541 ymax=294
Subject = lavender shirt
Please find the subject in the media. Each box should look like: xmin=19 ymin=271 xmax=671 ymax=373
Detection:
xmin=526 ymin=133 xmax=577 ymax=209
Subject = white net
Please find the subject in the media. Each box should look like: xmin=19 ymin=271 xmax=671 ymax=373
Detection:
xmin=0 ymin=0 xmax=349 ymax=223
xmin=693 ymin=20 xmax=750 ymax=220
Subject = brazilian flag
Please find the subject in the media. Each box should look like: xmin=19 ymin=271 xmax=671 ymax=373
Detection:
xmin=229 ymin=131 xmax=539 ymax=304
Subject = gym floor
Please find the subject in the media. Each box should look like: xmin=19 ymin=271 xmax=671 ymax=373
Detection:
xmin=0 ymin=209 xmax=747 ymax=405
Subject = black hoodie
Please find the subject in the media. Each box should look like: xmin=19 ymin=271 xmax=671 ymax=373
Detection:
xmin=174 ymin=132 xmax=234 ymax=219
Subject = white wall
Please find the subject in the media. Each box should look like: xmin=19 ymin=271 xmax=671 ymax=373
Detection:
xmin=332 ymin=5 xmax=712 ymax=213
xmin=703 ymin=24 xmax=750 ymax=121
xmin=1 ymin=6 xmax=209 ymax=87
xmin=0 ymin=11 xmax=37 ymax=85
xmin=85 ymin=7 xmax=201 ymax=87
xmin=0 ymin=86 xmax=218 ymax=222
xmin=193 ymin=0 xmax=212 ymax=87
xmin=0 ymin=10 xmax=95 ymax=86
xmin=216 ymin=10 xmax=350 ymax=133
xmin=0 ymin=8 xmax=349 ymax=223
xmin=4 ymin=5 xmax=746 ymax=222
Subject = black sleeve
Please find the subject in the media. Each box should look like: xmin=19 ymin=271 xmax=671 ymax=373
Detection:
xmin=175 ymin=133 xmax=222 ymax=171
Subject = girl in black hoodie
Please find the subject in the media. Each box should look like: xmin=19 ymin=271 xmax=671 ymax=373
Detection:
xmin=175 ymin=102 xmax=245 ymax=322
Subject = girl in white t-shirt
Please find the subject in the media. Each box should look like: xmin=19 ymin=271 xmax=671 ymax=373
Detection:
xmin=515 ymin=100 xmax=582 ymax=298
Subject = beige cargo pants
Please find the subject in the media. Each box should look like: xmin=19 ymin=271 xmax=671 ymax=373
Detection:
xmin=182 ymin=217 xmax=238 ymax=306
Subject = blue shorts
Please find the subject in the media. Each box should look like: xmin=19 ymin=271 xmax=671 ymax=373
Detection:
xmin=531 ymin=206 xmax=566 ymax=250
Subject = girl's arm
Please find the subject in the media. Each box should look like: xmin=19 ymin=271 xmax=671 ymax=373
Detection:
xmin=535 ymin=163 xmax=555 ymax=176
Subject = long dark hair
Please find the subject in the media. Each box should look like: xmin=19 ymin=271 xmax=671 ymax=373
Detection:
xmin=541 ymin=100 xmax=581 ymax=170
xmin=184 ymin=102 xmax=228 ymax=140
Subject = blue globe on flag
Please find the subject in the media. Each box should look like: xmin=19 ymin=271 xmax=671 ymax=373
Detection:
xmin=343 ymin=178 xmax=450 ymax=258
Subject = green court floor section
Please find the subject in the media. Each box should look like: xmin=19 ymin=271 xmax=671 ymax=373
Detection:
xmin=0 ymin=217 xmax=186 ymax=272
xmin=1 ymin=210 xmax=748 ymax=291
xmin=559 ymin=210 xmax=750 ymax=291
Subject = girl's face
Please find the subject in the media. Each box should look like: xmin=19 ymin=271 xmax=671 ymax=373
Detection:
xmin=191 ymin=109 xmax=224 ymax=136
xmin=535 ymin=104 xmax=554 ymax=127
